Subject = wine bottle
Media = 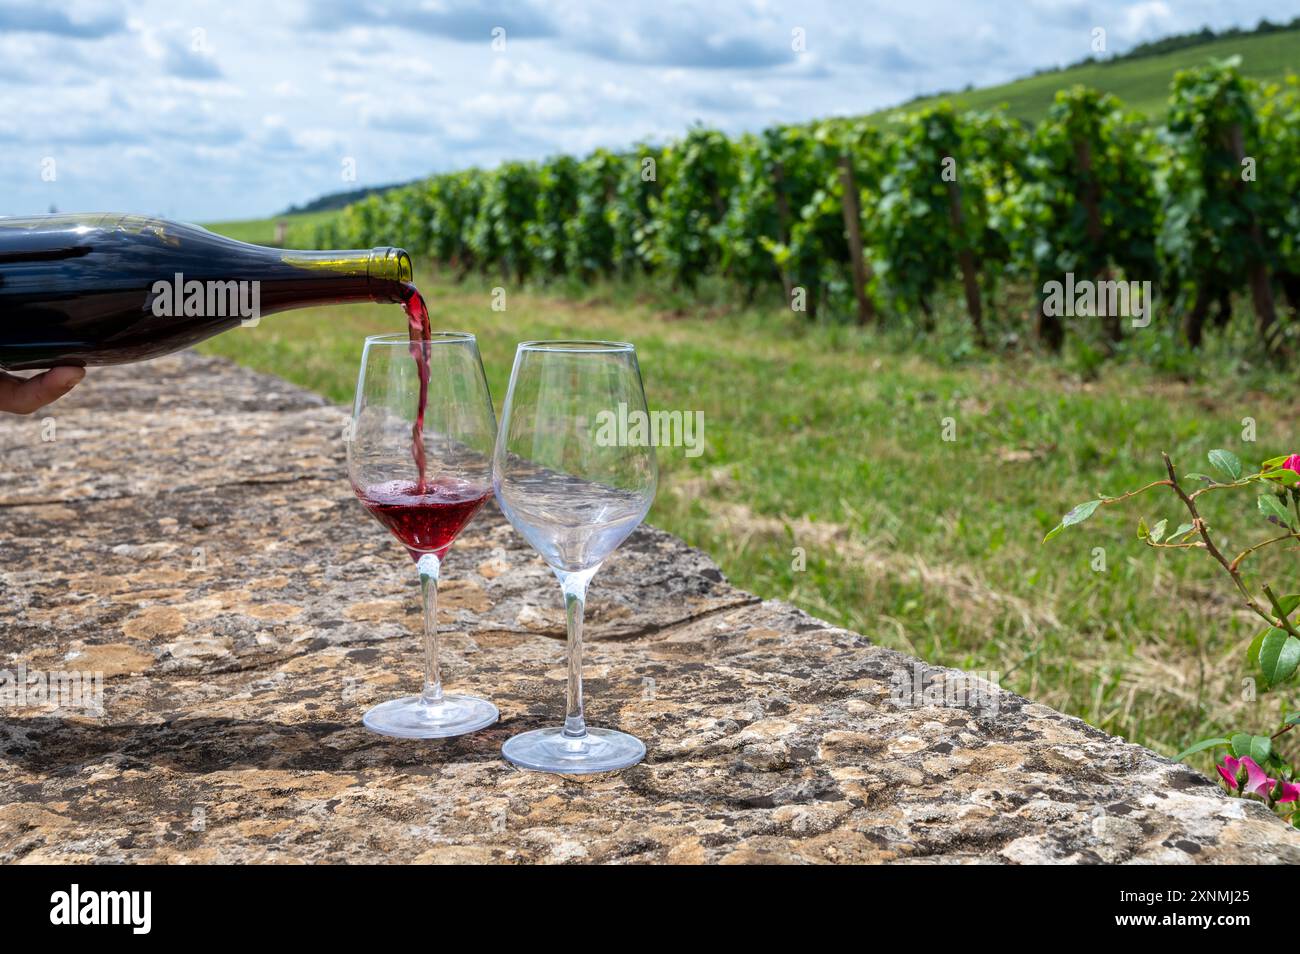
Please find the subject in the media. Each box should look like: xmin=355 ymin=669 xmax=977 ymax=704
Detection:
xmin=0 ymin=213 xmax=413 ymax=370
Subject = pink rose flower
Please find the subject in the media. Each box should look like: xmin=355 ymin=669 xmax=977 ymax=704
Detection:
xmin=1275 ymin=780 xmax=1300 ymax=804
xmin=1216 ymin=757 xmax=1238 ymax=788
xmin=1283 ymin=454 xmax=1300 ymax=476
xmin=1217 ymin=755 xmax=1275 ymax=798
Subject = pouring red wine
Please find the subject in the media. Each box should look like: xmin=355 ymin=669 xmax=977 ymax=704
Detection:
xmin=0 ymin=212 xmax=438 ymax=481
xmin=401 ymin=282 xmax=433 ymax=489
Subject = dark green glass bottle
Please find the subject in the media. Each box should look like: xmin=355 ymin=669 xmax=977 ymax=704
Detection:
xmin=0 ymin=214 xmax=412 ymax=370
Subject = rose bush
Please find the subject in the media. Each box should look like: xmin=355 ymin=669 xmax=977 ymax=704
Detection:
xmin=1046 ymin=448 xmax=1300 ymax=824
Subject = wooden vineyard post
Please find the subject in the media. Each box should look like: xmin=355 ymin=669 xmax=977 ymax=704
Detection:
xmin=837 ymin=155 xmax=875 ymax=326
xmin=1036 ymin=298 xmax=1064 ymax=353
xmin=942 ymin=152 xmax=986 ymax=346
xmin=1183 ymin=285 xmax=1213 ymax=349
xmin=1230 ymin=122 xmax=1281 ymax=355
xmin=1073 ymin=135 xmax=1122 ymax=347
xmin=771 ymin=161 xmax=795 ymax=306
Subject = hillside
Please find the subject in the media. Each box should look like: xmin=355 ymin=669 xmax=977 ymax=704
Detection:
xmin=203 ymin=209 xmax=338 ymax=246
xmin=879 ymin=26 xmax=1300 ymax=123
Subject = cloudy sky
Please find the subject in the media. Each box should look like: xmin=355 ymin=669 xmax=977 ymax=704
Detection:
xmin=0 ymin=0 xmax=1291 ymax=221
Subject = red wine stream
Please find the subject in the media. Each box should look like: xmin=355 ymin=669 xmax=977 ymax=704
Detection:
xmin=402 ymin=284 xmax=431 ymax=489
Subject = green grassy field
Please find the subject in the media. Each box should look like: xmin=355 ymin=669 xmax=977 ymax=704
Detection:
xmin=197 ymin=267 xmax=1299 ymax=768
xmin=879 ymin=28 xmax=1300 ymax=123
xmin=201 ymin=209 xmax=338 ymax=246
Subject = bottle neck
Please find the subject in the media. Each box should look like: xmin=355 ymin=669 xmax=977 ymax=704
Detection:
xmin=275 ymin=247 xmax=413 ymax=304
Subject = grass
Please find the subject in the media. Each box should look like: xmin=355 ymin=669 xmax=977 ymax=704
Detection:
xmin=879 ymin=28 xmax=1300 ymax=123
xmin=197 ymin=263 xmax=1300 ymax=770
xmin=201 ymin=210 xmax=338 ymax=246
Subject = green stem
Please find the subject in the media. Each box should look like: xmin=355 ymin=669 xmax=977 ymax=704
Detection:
xmin=1161 ymin=452 xmax=1300 ymax=639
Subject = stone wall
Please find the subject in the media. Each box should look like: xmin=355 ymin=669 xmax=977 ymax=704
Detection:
xmin=1 ymin=353 xmax=1296 ymax=863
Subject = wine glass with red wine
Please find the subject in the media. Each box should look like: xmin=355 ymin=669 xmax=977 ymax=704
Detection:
xmin=493 ymin=340 xmax=658 ymax=773
xmin=348 ymin=331 xmax=498 ymax=738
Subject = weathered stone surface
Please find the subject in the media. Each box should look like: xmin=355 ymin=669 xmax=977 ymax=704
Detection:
xmin=1 ymin=352 xmax=1297 ymax=864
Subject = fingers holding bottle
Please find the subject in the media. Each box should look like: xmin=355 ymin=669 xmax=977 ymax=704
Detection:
xmin=0 ymin=366 xmax=86 ymax=414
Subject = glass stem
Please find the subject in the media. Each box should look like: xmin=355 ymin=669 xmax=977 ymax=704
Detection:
xmin=557 ymin=566 xmax=598 ymax=739
xmin=417 ymin=553 xmax=443 ymax=706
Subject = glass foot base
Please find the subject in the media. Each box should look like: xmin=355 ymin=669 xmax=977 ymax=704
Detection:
xmin=363 ymin=693 xmax=498 ymax=739
xmin=502 ymin=726 xmax=645 ymax=774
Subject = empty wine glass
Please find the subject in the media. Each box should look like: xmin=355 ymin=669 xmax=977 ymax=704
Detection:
xmin=493 ymin=340 xmax=658 ymax=773
xmin=348 ymin=332 xmax=499 ymax=738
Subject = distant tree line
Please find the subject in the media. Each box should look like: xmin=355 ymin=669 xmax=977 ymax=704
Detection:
xmin=1040 ymin=17 xmax=1300 ymax=76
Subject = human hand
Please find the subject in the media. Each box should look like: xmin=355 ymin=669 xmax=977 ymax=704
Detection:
xmin=0 ymin=366 xmax=86 ymax=414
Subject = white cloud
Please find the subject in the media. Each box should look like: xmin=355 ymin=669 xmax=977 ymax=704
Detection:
xmin=1118 ymin=1 xmax=1177 ymax=44
xmin=530 ymin=92 xmax=572 ymax=123
xmin=490 ymin=58 xmax=557 ymax=88
xmin=0 ymin=0 xmax=1287 ymax=219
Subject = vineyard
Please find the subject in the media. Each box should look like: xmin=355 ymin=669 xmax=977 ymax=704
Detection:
xmin=297 ymin=59 xmax=1300 ymax=358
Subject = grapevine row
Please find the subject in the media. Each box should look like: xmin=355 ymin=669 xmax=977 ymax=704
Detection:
xmin=300 ymin=60 xmax=1300 ymax=355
